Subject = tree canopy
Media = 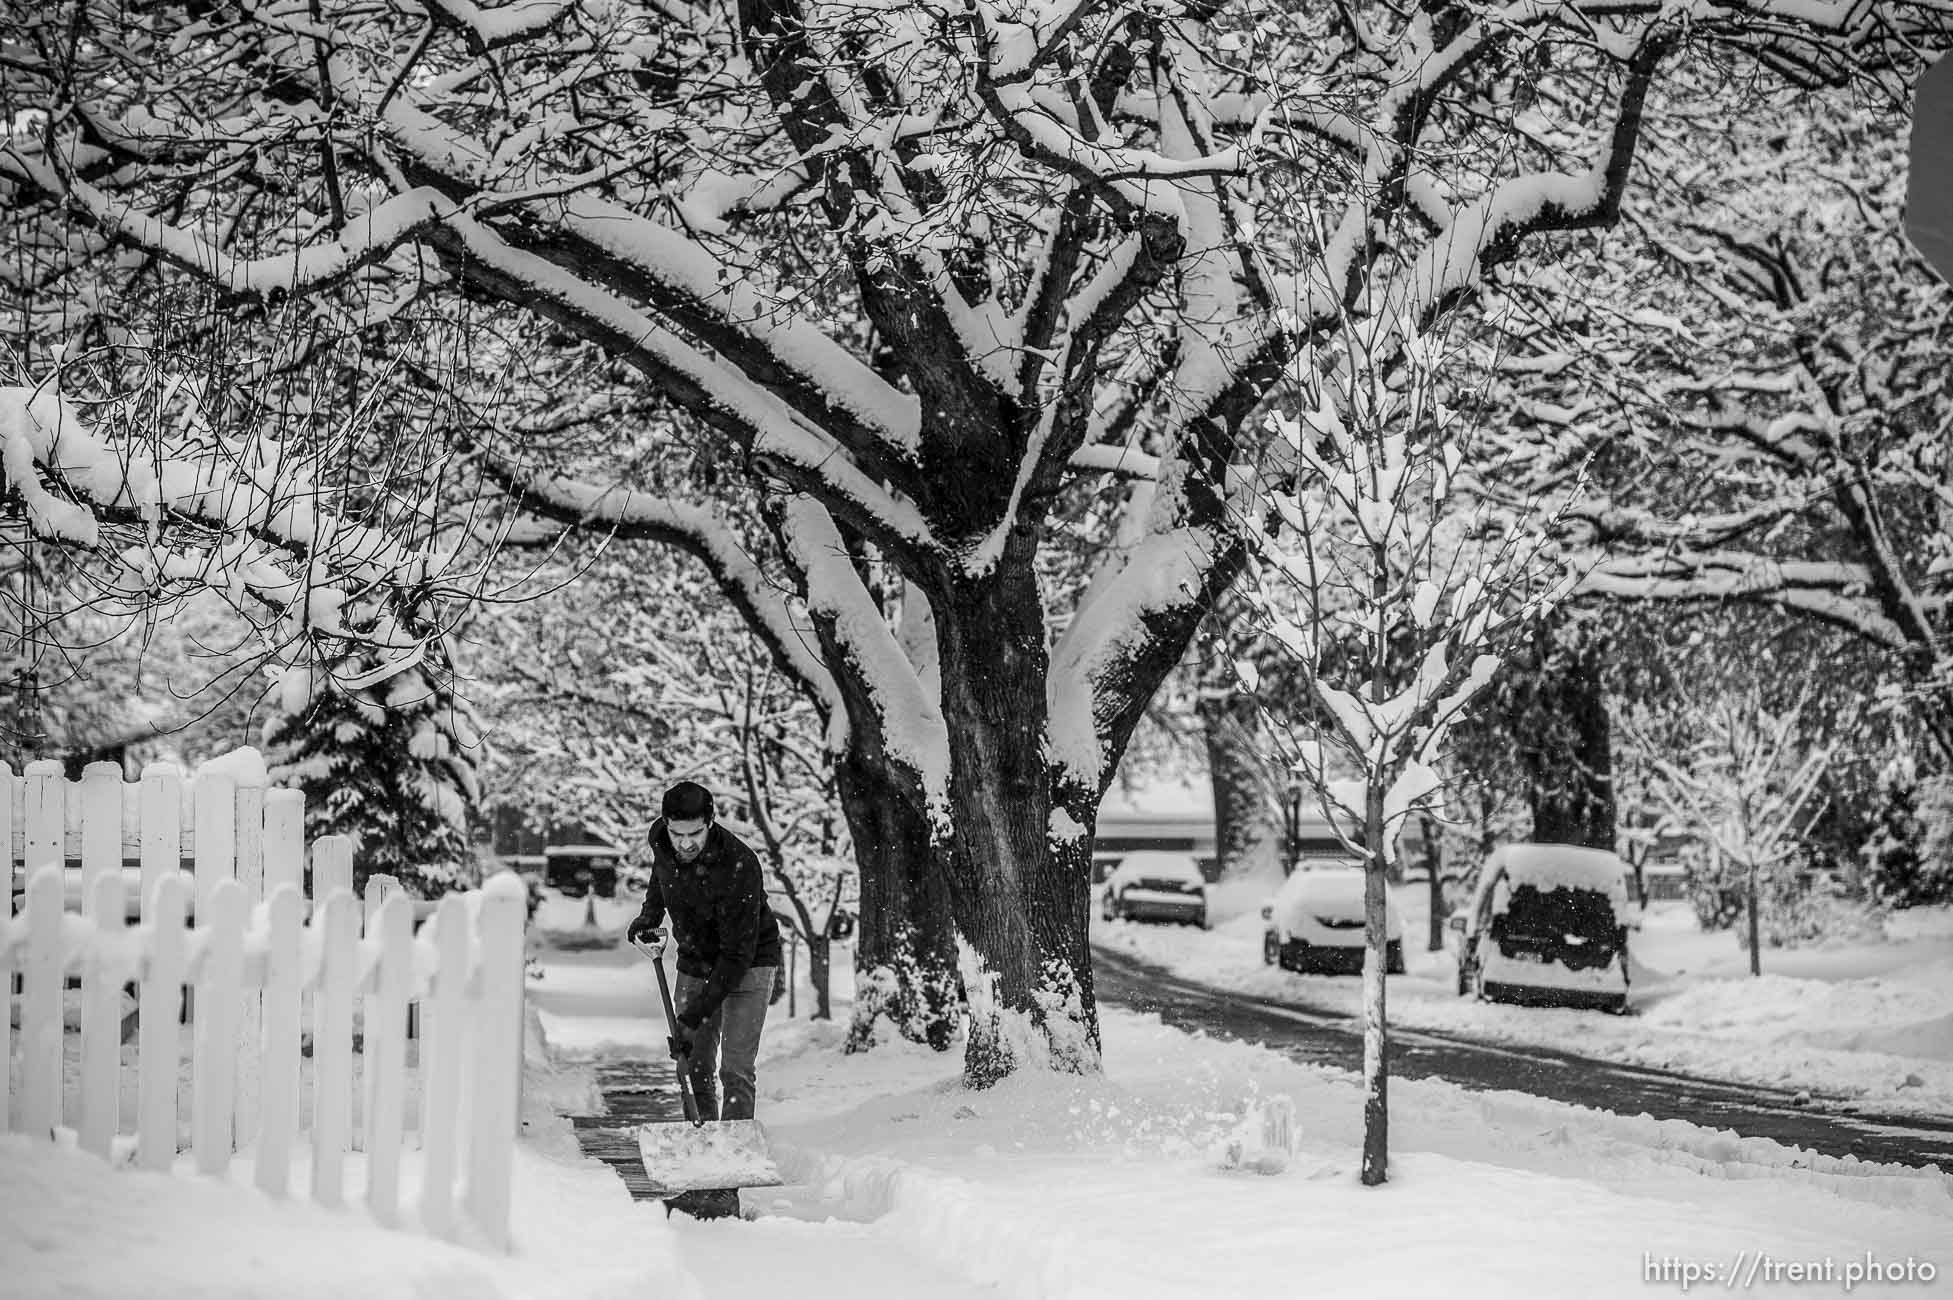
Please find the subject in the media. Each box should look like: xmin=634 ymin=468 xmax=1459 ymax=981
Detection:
xmin=4 ymin=0 xmax=1946 ymax=1082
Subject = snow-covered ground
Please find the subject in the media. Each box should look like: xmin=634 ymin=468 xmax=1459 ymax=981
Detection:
xmin=8 ymin=885 xmax=1952 ymax=1298
xmin=1093 ymin=864 xmax=1953 ymax=1117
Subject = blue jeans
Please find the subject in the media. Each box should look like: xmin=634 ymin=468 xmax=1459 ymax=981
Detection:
xmin=672 ymin=965 xmax=775 ymax=1121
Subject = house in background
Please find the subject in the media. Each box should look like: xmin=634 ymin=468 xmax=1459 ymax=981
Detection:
xmin=1092 ymin=774 xmax=1353 ymax=882
xmin=481 ymin=805 xmax=624 ymax=898
xmin=1093 ymin=777 xmax=1218 ymax=882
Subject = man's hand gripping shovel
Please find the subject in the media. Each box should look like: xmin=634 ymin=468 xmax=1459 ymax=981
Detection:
xmin=629 ymin=936 xmax=784 ymax=1202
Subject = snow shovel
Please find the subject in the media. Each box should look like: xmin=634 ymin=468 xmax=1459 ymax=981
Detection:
xmin=630 ymin=939 xmax=785 ymax=1199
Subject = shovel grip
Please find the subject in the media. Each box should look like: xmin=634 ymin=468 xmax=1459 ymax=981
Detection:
xmin=634 ymin=939 xmax=705 ymax=1126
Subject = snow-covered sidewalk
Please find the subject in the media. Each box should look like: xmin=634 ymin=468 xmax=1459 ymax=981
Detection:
xmin=7 ymin=903 xmax=1952 ymax=1299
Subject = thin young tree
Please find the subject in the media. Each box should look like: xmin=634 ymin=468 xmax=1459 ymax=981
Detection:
xmin=1241 ymin=307 xmax=1579 ymax=1184
xmin=1625 ymin=685 xmax=1835 ymax=974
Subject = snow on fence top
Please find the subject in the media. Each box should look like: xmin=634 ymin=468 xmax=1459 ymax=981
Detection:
xmin=1 ymin=758 xmax=355 ymax=921
xmin=4 ymin=758 xmax=287 ymax=861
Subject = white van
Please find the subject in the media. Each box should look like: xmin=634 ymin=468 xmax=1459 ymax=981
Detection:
xmin=1447 ymin=843 xmax=1633 ymax=1013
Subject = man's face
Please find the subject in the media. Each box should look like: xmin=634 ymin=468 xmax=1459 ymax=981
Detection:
xmin=667 ymin=817 xmax=711 ymax=863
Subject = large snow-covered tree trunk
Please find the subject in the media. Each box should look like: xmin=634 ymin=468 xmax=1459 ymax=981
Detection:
xmin=837 ymin=750 xmax=960 ymax=1052
xmin=936 ymin=554 xmax=1102 ymax=1081
xmin=1202 ymin=690 xmax=1280 ymax=880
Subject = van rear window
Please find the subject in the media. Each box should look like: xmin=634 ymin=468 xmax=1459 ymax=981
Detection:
xmin=1499 ymin=884 xmax=1617 ymax=939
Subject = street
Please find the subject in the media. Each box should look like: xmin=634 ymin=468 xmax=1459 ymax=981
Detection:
xmin=1091 ymin=945 xmax=1953 ymax=1169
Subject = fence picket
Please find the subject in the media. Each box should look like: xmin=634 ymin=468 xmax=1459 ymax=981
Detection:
xmin=80 ymin=763 xmax=123 ymax=922
xmin=0 ymin=768 xmax=13 ymax=1132
xmin=192 ymin=775 xmax=237 ymax=930
xmin=313 ymin=834 xmax=354 ymax=902
xmin=310 ymin=890 xmax=358 ymax=1208
xmin=417 ymin=895 xmax=470 ymax=1239
xmin=465 ymin=873 xmax=527 ymax=1250
xmin=137 ymin=873 xmax=190 ymax=1171
xmin=18 ymin=866 xmax=65 ymax=1138
xmin=0 ymin=761 xmax=14 ymax=893
xmin=255 ymin=886 xmax=304 ymax=1197
xmin=265 ymin=788 xmax=309 ymax=1036
xmin=263 ymin=790 xmax=304 ymax=899
xmin=365 ymin=895 xmax=414 ymax=1226
xmin=234 ymin=785 xmax=266 ymax=1149
xmin=138 ymin=765 xmax=182 ymax=925
xmin=79 ymin=872 xmax=125 ymax=1159
xmin=192 ymin=879 xmax=245 ymax=1173
xmin=359 ymin=875 xmax=403 ymax=1153
xmin=23 ymin=761 xmax=64 ymax=875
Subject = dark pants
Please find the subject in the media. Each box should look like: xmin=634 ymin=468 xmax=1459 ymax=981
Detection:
xmin=672 ymin=964 xmax=775 ymax=1121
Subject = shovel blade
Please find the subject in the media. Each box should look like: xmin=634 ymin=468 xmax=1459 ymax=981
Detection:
xmin=636 ymin=1118 xmax=785 ymax=1196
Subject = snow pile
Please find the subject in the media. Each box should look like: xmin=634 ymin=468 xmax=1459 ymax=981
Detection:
xmin=760 ymin=1008 xmax=1953 ymax=1300
xmin=1821 ymin=1013 xmax=1953 ymax=1063
xmin=192 ymin=745 xmax=271 ymax=786
xmin=0 ymin=1132 xmax=692 ymax=1300
xmin=1482 ymin=842 xmax=1631 ymax=913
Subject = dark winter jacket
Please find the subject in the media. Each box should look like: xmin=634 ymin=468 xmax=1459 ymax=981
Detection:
xmin=633 ymin=819 xmax=783 ymax=1026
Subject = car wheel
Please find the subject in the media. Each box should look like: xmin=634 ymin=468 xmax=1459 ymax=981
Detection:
xmin=1385 ymin=940 xmax=1404 ymax=976
xmin=1604 ymin=992 xmax=1631 ymax=1016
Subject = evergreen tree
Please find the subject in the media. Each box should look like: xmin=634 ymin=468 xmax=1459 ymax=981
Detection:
xmin=264 ymin=639 xmax=484 ymax=898
xmin=1874 ymin=756 xmax=1953 ymax=906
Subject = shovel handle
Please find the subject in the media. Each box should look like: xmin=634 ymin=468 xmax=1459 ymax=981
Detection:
xmin=632 ymin=939 xmax=704 ymax=1126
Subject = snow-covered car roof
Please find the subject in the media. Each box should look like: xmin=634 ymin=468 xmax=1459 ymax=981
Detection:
xmin=1269 ymin=867 xmax=1405 ymax=933
xmin=1480 ymin=843 xmax=1630 ymax=913
xmin=1105 ymin=850 xmax=1205 ymax=886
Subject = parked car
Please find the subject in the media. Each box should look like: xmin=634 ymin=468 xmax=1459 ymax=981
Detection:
xmin=544 ymin=843 xmax=623 ymax=898
xmin=1448 ymin=843 xmax=1633 ymax=1013
xmin=1100 ymin=850 xmax=1211 ymax=927
xmin=1261 ymin=867 xmax=1405 ymax=975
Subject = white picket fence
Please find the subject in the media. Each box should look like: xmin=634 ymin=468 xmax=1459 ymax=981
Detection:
xmin=2 ymin=759 xmax=526 ymax=1249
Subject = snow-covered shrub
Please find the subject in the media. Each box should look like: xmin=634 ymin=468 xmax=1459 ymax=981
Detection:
xmin=1682 ymin=843 xmax=1747 ymax=931
xmin=1753 ymin=871 xmax=1884 ymax=949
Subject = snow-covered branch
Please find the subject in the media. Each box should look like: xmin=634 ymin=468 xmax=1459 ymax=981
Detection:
xmin=1 ymin=384 xmax=461 ymax=671
xmin=467 ymin=453 xmax=843 ymax=723
xmin=777 ymin=497 xmax=950 ymax=815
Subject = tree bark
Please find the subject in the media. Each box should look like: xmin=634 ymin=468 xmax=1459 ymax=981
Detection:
xmin=1523 ymin=633 xmax=1617 ymax=850
xmin=837 ymin=752 xmax=960 ymax=1053
xmin=807 ymin=933 xmax=832 ymax=1020
xmin=933 ymin=556 xmax=1099 ymax=1087
xmin=1201 ymin=691 xmax=1278 ymax=879
xmin=1420 ymin=813 xmax=1447 ymax=952
xmin=1361 ymin=778 xmax=1389 ymax=1187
